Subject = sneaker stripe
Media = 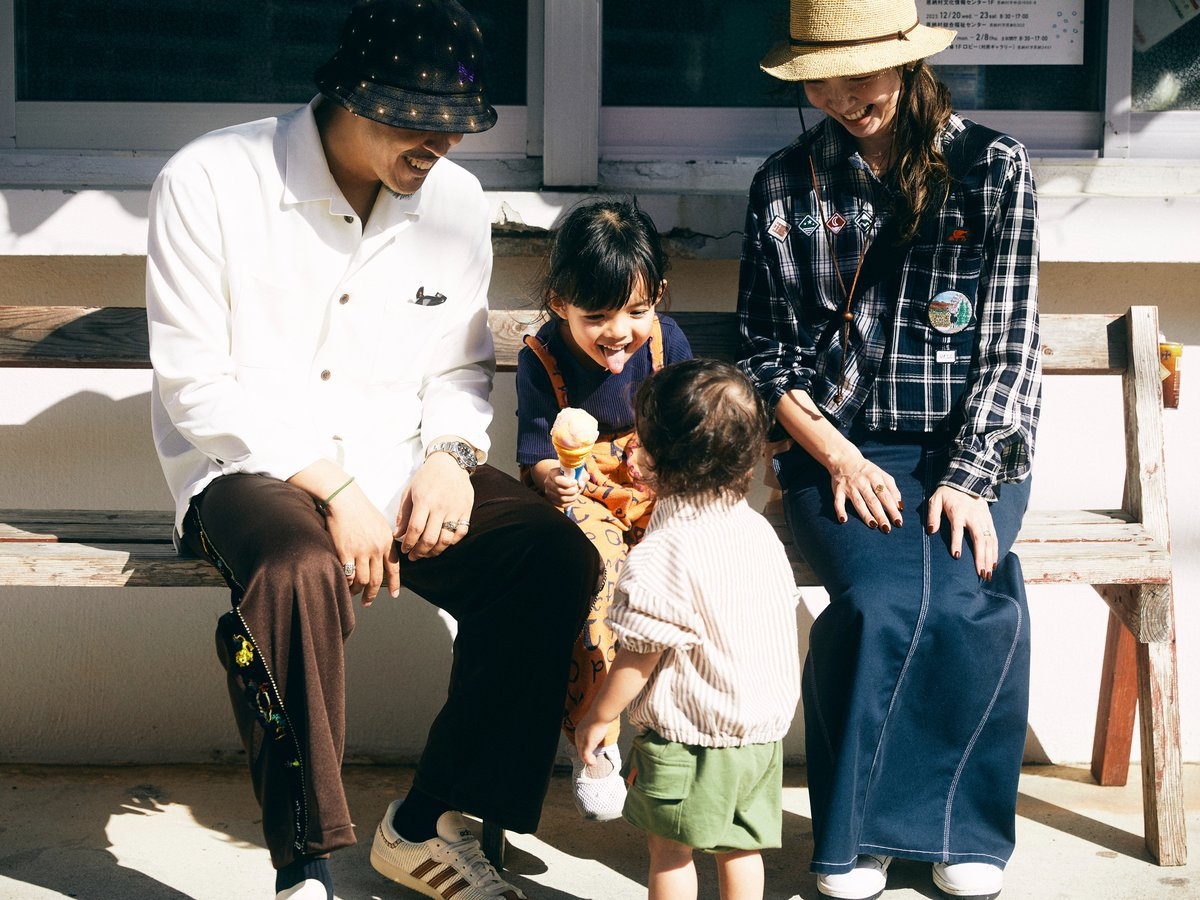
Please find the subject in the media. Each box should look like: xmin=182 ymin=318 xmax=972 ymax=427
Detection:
xmin=411 ymin=858 xmax=442 ymax=880
xmin=440 ymin=878 xmax=470 ymax=898
xmin=426 ymin=866 xmax=458 ymax=888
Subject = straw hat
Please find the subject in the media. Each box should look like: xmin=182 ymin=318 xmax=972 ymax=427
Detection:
xmin=761 ymin=0 xmax=955 ymax=81
xmin=315 ymin=0 xmax=497 ymax=134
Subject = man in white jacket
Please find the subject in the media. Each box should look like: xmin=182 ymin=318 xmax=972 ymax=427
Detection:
xmin=145 ymin=2 xmax=599 ymax=898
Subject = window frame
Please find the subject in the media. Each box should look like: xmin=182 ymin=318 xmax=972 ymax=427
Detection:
xmin=2 ymin=0 xmax=1199 ymax=186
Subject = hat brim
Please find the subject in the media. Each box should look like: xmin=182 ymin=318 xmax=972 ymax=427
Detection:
xmin=760 ymin=25 xmax=955 ymax=81
xmin=315 ymin=63 xmax=497 ymax=134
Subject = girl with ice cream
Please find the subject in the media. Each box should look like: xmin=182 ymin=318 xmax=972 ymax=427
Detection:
xmin=516 ymin=198 xmax=693 ymax=821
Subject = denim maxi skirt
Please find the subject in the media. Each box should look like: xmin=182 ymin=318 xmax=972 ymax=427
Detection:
xmin=776 ymin=431 xmax=1032 ymax=875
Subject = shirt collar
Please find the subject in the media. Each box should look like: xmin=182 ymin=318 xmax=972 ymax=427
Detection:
xmin=652 ymin=492 xmax=747 ymax=526
xmin=283 ymin=96 xmax=425 ymax=224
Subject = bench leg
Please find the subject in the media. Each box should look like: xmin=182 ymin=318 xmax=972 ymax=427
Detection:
xmin=482 ymin=820 xmax=507 ymax=869
xmin=1091 ymin=610 xmax=1138 ymax=786
xmin=1135 ymin=631 xmax=1187 ymax=865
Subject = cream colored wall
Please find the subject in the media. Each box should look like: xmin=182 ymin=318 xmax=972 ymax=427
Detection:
xmin=1 ymin=253 xmax=1196 ymax=767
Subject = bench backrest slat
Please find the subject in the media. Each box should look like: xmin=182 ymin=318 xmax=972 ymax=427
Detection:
xmin=0 ymin=305 xmax=1139 ymax=377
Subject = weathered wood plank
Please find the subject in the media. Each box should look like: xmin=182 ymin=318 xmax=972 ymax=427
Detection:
xmin=0 ymin=306 xmax=151 ymax=368
xmin=0 ymin=540 xmax=224 ymax=587
xmin=0 ymin=306 xmax=1133 ymax=375
xmin=1092 ymin=610 xmax=1139 ymax=786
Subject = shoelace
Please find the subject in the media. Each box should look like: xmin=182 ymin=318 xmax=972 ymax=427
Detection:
xmin=439 ymin=835 xmax=509 ymax=890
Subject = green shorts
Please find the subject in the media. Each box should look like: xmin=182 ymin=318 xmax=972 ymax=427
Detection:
xmin=621 ymin=730 xmax=784 ymax=852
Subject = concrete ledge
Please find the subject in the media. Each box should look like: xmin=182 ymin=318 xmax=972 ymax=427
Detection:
xmin=3 ymin=157 xmax=1200 ymax=262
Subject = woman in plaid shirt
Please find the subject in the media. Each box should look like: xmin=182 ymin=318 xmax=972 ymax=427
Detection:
xmin=738 ymin=2 xmax=1041 ymax=899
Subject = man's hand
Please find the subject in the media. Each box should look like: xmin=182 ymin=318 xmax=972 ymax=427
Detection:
xmin=395 ymin=451 xmax=475 ymax=560
xmin=322 ymin=483 xmax=402 ymax=604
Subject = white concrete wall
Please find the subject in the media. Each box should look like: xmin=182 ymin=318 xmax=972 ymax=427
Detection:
xmin=1 ymin=190 xmax=1197 ymax=768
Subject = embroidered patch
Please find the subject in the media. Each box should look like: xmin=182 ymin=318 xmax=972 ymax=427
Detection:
xmin=936 ymin=349 xmax=957 ymax=363
xmin=825 ymin=212 xmax=847 ymax=234
xmin=929 ymin=290 xmax=973 ymax=334
xmin=767 ymin=215 xmax=791 ymax=241
xmin=948 ymin=227 xmax=971 ymax=243
xmin=854 ymin=210 xmax=875 ymax=232
xmin=797 ymin=214 xmax=820 ymax=236
xmin=233 ymin=635 xmax=254 ymax=668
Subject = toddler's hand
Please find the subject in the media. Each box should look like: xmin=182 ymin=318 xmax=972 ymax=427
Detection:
xmin=543 ymin=466 xmax=588 ymax=509
xmin=575 ymin=715 xmax=612 ymax=767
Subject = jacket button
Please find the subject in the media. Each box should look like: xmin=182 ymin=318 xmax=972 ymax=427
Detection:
xmin=339 ymin=293 xmax=350 ymax=305
xmin=320 ymin=370 xmax=332 ymax=381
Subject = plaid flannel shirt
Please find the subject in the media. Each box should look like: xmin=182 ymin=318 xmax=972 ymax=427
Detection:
xmin=737 ymin=114 xmax=1041 ymax=499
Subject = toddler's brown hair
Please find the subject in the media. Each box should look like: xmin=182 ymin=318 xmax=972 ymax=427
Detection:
xmin=633 ymin=358 xmax=767 ymax=500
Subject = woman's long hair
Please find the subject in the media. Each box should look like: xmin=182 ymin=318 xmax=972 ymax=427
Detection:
xmin=890 ymin=61 xmax=955 ymax=242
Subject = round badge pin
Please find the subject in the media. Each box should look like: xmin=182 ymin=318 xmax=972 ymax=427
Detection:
xmin=928 ymin=291 xmax=972 ymax=334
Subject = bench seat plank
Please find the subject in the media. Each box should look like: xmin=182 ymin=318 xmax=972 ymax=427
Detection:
xmin=1 ymin=506 xmax=1170 ymax=590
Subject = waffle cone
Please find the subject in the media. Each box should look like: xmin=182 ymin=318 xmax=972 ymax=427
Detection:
xmin=553 ymin=439 xmax=593 ymax=471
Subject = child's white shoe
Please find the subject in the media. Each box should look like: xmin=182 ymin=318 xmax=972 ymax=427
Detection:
xmin=572 ymin=743 xmax=626 ymax=821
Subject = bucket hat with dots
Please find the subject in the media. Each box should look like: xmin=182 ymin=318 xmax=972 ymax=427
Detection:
xmin=315 ymin=0 xmax=497 ymax=134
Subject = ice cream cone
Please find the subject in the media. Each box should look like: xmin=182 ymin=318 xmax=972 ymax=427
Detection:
xmin=551 ymin=407 xmax=599 ymax=480
xmin=553 ymin=439 xmax=594 ymax=479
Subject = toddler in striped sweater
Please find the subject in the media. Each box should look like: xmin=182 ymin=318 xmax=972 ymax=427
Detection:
xmin=574 ymin=358 xmax=802 ymax=900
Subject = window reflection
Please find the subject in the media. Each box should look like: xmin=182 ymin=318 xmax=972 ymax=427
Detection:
xmin=1133 ymin=3 xmax=1200 ymax=111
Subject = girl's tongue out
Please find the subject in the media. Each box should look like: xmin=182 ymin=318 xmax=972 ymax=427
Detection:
xmin=602 ymin=344 xmax=631 ymax=374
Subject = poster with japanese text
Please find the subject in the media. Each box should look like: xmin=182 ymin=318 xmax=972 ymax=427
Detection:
xmin=917 ymin=0 xmax=1086 ymax=64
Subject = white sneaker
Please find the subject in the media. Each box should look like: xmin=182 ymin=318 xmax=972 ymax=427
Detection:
xmin=370 ymin=800 xmax=526 ymax=899
xmin=275 ymin=880 xmax=328 ymax=900
xmin=932 ymin=862 xmax=1004 ymax=899
xmin=817 ymin=854 xmax=892 ymax=900
xmin=572 ymin=743 xmax=627 ymax=821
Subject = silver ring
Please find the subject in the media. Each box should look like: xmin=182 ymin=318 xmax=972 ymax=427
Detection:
xmin=343 ymin=561 xmax=356 ymax=577
xmin=441 ymin=521 xmax=458 ymax=534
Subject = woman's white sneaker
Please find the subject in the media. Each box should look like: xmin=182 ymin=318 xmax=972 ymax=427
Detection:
xmin=932 ymin=862 xmax=1004 ymax=899
xmin=816 ymin=854 xmax=892 ymax=900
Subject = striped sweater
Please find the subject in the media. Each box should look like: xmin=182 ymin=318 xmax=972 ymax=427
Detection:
xmin=608 ymin=493 xmax=801 ymax=748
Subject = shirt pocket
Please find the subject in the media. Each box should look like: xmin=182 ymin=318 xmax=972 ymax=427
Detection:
xmin=230 ymin=274 xmax=319 ymax=371
xmin=901 ymin=244 xmax=983 ymax=356
xmin=370 ymin=294 xmax=450 ymax=383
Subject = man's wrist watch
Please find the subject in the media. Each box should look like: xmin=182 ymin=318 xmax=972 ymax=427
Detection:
xmin=426 ymin=440 xmax=478 ymax=474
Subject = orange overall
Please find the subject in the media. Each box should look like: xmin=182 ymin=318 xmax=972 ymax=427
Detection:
xmin=522 ymin=318 xmax=664 ymax=746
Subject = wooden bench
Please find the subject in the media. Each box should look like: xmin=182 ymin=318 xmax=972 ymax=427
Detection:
xmin=0 ymin=303 xmax=1185 ymax=866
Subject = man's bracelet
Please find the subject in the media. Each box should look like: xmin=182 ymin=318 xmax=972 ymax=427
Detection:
xmin=316 ymin=475 xmax=355 ymax=512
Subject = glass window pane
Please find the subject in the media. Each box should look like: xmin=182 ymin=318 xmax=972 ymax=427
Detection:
xmin=15 ymin=0 xmax=526 ymax=105
xmin=602 ymin=0 xmax=794 ymax=107
xmin=1132 ymin=5 xmax=1200 ymax=111
xmin=602 ymin=0 xmax=1103 ymax=112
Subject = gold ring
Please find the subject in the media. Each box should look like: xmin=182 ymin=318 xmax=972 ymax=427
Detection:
xmin=873 ymin=484 xmax=886 ymax=495
xmin=982 ymin=530 xmax=993 ymax=537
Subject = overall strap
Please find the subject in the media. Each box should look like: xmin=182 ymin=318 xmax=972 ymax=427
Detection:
xmin=523 ymin=333 xmax=570 ymax=410
xmin=648 ymin=314 xmax=665 ymax=372
xmin=524 ymin=313 xmax=667 ymax=410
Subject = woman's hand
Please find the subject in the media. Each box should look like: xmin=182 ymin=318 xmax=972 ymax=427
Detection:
xmin=827 ymin=450 xmax=904 ymax=533
xmin=927 ymin=484 xmax=998 ymax=579
xmin=775 ymin=390 xmax=903 ymax=532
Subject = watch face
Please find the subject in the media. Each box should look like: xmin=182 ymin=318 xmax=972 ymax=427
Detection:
xmin=432 ymin=441 xmax=476 ymax=471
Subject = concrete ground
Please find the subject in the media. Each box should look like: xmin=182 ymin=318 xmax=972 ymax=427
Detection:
xmin=0 ymin=763 xmax=1195 ymax=899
